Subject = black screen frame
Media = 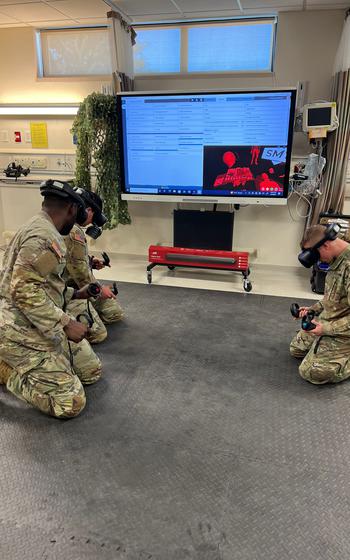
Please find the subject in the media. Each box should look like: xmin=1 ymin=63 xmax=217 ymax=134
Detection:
xmin=117 ymin=88 xmax=296 ymax=202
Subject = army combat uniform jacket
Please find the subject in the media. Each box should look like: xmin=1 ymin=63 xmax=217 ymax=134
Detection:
xmin=0 ymin=210 xmax=72 ymax=351
xmin=0 ymin=211 xmax=102 ymax=418
xmin=310 ymin=245 xmax=350 ymax=336
xmin=64 ymin=224 xmax=123 ymax=328
xmin=64 ymin=224 xmax=95 ymax=288
xmin=290 ymin=245 xmax=350 ymax=384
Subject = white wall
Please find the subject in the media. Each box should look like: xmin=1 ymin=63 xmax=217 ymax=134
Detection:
xmin=0 ymin=10 xmax=345 ymax=266
xmin=93 ymin=9 xmax=344 ymax=266
xmin=0 ymin=27 xmax=110 ymax=103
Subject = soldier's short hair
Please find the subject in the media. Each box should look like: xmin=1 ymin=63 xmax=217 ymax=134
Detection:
xmin=301 ymin=225 xmax=328 ymax=248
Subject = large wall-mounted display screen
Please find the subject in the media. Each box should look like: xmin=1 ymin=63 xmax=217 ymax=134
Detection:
xmin=118 ymin=89 xmax=296 ymax=205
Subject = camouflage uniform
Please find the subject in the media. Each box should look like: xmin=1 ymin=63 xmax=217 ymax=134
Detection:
xmin=290 ymin=245 xmax=350 ymax=384
xmin=64 ymin=224 xmax=123 ymax=342
xmin=0 ymin=211 xmax=101 ymax=418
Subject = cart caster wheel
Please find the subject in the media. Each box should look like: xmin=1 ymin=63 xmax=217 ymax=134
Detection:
xmin=147 ymin=271 xmax=152 ymax=284
xmin=243 ymin=280 xmax=252 ymax=292
xmin=168 ymin=265 xmax=175 ymax=270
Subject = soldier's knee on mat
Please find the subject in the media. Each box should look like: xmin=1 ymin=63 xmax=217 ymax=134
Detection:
xmin=299 ymin=361 xmax=334 ymax=385
xmin=101 ymin=312 xmax=123 ymax=325
xmin=51 ymin=391 xmax=87 ymax=419
xmin=0 ymin=360 xmax=13 ymax=385
xmin=77 ymin=363 xmax=102 ymax=385
xmin=290 ymin=345 xmax=307 ymax=359
xmin=88 ymin=329 xmax=107 ymax=345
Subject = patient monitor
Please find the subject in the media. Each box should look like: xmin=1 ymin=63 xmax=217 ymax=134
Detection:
xmin=302 ymin=102 xmax=338 ymax=138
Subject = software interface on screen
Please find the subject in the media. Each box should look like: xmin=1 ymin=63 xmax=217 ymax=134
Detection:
xmin=120 ymin=91 xmax=294 ymax=198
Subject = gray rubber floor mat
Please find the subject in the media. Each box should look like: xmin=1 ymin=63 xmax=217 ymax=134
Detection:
xmin=1 ymin=282 xmax=350 ymax=560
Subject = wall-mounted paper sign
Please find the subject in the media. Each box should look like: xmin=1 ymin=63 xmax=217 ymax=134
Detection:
xmin=30 ymin=122 xmax=48 ymax=148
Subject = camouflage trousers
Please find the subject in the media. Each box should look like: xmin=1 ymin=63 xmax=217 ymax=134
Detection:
xmin=290 ymin=328 xmax=350 ymax=384
xmin=93 ymin=296 xmax=124 ymax=325
xmin=65 ymin=296 xmax=123 ymax=345
xmin=0 ymin=337 xmax=101 ymax=418
xmin=66 ymin=298 xmax=107 ymax=344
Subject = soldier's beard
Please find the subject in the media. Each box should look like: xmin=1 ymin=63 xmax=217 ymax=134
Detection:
xmin=59 ymin=219 xmax=76 ymax=236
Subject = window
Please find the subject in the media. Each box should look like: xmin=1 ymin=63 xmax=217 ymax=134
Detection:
xmin=134 ymin=27 xmax=181 ymax=73
xmin=37 ymin=28 xmax=112 ymax=77
xmin=133 ymin=18 xmax=276 ymax=75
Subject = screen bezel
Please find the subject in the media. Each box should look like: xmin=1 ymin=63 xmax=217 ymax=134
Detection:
xmin=117 ymin=88 xmax=296 ymax=205
xmin=302 ymin=102 xmax=336 ymax=131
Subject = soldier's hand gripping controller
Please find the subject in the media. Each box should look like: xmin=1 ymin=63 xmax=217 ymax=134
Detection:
xmin=87 ymin=283 xmax=101 ymax=298
xmin=76 ymin=312 xmax=93 ymax=328
xmin=290 ymin=303 xmax=316 ymax=331
xmin=76 ymin=283 xmax=100 ymax=326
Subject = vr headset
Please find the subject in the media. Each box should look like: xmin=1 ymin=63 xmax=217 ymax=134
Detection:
xmin=40 ymin=179 xmax=87 ymax=225
xmin=298 ymin=223 xmax=340 ymax=268
xmin=73 ymin=188 xmax=107 ymax=239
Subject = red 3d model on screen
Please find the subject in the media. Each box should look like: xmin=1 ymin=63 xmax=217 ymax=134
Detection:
xmin=203 ymin=145 xmax=287 ymax=193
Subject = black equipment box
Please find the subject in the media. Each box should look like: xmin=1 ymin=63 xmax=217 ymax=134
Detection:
xmin=173 ymin=209 xmax=234 ymax=251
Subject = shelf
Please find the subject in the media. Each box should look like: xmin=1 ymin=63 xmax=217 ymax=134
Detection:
xmin=0 ymin=148 xmax=76 ymax=154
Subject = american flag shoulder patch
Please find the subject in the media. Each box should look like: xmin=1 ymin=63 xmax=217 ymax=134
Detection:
xmin=73 ymin=231 xmax=85 ymax=244
xmin=51 ymin=240 xmax=64 ymax=259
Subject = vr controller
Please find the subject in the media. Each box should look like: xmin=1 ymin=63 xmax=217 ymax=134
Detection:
xmin=112 ymin=281 xmax=118 ymax=296
xmin=87 ymin=282 xmax=101 ymax=298
xmin=290 ymin=303 xmax=316 ymax=331
xmin=90 ymin=251 xmax=111 ymax=269
xmin=88 ymin=280 xmax=118 ymax=296
xmin=101 ymin=252 xmax=110 ymax=267
xmin=100 ymin=253 xmax=119 ymax=294
xmin=76 ymin=312 xmax=93 ymax=328
xmin=75 ymin=282 xmax=101 ymax=328
xmin=89 ymin=253 xmax=118 ymax=295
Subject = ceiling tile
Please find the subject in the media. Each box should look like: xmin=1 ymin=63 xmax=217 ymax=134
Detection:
xmin=242 ymin=0 xmax=302 ymax=8
xmin=0 ymin=21 xmax=28 ymax=26
xmin=75 ymin=17 xmax=108 ymax=23
xmin=112 ymin=0 xmax=180 ymax=16
xmin=306 ymin=0 xmax=349 ymax=6
xmin=30 ymin=18 xmax=78 ymax=26
xmin=48 ymin=0 xmax=108 ymax=18
xmin=131 ymin=13 xmax=185 ymax=22
xmin=0 ymin=2 xmax=66 ymax=21
xmin=180 ymin=10 xmax=245 ymax=19
xmin=0 ymin=10 xmax=20 ymax=23
xmin=175 ymin=0 xmax=241 ymax=11
xmin=0 ymin=0 xmax=42 ymax=4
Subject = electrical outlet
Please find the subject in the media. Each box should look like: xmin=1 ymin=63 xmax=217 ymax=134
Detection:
xmin=13 ymin=157 xmax=47 ymax=169
xmin=30 ymin=157 xmax=47 ymax=169
xmin=14 ymin=158 xmax=30 ymax=168
xmin=0 ymin=130 xmax=9 ymax=142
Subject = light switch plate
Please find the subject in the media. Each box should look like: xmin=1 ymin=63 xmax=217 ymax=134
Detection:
xmin=0 ymin=130 xmax=9 ymax=142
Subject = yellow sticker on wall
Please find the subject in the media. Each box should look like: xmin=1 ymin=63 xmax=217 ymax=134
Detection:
xmin=30 ymin=122 xmax=48 ymax=148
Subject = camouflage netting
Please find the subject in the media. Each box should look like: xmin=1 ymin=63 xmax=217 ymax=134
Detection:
xmin=71 ymin=92 xmax=131 ymax=229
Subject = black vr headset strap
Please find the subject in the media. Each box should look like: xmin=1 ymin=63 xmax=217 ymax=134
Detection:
xmin=298 ymin=223 xmax=340 ymax=268
xmin=40 ymin=180 xmax=87 ymax=226
xmin=306 ymin=223 xmax=340 ymax=252
xmin=73 ymin=187 xmax=107 ymax=228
